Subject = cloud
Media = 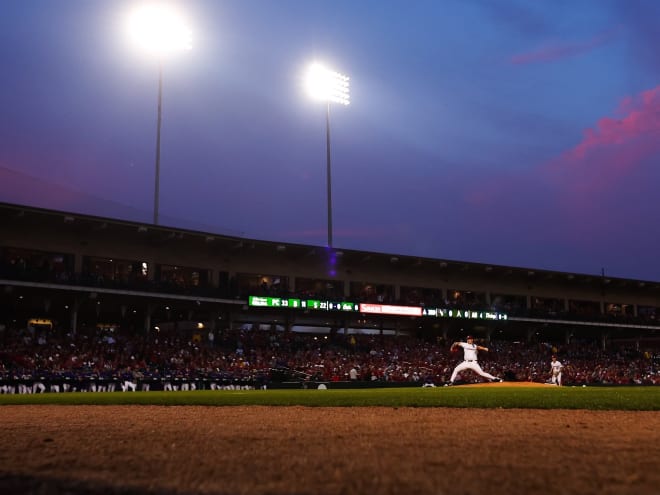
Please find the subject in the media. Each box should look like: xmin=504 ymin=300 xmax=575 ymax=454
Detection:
xmin=461 ymin=83 xmax=660 ymax=258
xmin=542 ymin=84 xmax=660 ymax=244
xmin=510 ymin=29 xmax=617 ymax=65
xmin=0 ymin=165 xmax=243 ymax=236
xmin=573 ymin=86 xmax=660 ymax=158
xmin=546 ymin=85 xmax=660 ymax=193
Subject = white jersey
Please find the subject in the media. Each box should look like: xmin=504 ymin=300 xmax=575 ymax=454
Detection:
xmin=459 ymin=342 xmax=478 ymax=361
xmin=550 ymin=360 xmax=563 ymax=376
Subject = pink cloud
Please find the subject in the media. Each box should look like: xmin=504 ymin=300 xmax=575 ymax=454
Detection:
xmin=511 ymin=29 xmax=617 ymax=65
xmin=547 ymin=85 xmax=660 ymax=193
xmin=572 ymin=87 xmax=660 ymax=159
xmin=463 ymin=84 xmax=660 ymax=246
xmin=527 ymin=84 xmax=660 ymax=243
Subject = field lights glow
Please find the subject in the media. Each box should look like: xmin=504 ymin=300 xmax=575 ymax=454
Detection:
xmin=127 ymin=4 xmax=192 ymax=56
xmin=305 ymin=63 xmax=350 ymax=105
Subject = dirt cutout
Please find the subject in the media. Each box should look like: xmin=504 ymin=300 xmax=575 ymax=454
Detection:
xmin=0 ymin=402 xmax=658 ymax=495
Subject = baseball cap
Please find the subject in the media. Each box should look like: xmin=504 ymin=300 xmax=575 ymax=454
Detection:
xmin=466 ymin=335 xmax=474 ymax=340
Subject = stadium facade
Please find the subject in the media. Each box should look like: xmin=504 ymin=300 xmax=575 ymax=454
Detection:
xmin=1 ymin=201 xmax=659 ymax=348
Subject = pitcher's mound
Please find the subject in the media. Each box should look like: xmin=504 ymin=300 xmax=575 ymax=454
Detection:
xmin=462 ymin=381 xmax=552 ymax=388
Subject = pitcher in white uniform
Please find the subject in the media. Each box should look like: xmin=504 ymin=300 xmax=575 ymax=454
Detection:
xmin=447 ymin=336 xmax=502 ymax=385
xmin=549 ymin=355 xmax=563 ymax=386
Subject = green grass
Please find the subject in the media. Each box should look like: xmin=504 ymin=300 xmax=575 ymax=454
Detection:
xmin=0 ymin=386 xmax=658 ymax=410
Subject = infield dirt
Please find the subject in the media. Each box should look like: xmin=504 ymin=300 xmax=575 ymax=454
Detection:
xmin=0 ymin=401 xmax=658 ymax=495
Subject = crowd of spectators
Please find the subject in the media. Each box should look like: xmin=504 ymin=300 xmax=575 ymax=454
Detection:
xmin=1 ymin=321 xmax=658 ymax=393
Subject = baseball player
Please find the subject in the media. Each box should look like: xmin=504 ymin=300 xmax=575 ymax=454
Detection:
xmin=446 ymin=335 xmax=502 ymax=385
xmin=550 ymin=355 xmax=563 ymax=386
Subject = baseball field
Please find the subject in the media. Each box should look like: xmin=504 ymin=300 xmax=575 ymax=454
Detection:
xmin=1 ymin=382 xmax=658 ymax=494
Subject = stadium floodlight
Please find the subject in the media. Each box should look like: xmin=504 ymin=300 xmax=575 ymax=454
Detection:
xmin=304 ymin=62 xmax=351 ymax=248
xmin=305 ymin=63 xmax=351 ymax=106
xmin=127 ymin=4 xmax=192 ymax=57
xmin=126 ymin=4 xmax=192 ymax=226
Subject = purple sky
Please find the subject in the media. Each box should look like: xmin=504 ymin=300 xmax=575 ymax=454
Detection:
xmin=1 ymin=1 xmax=660 ymax=281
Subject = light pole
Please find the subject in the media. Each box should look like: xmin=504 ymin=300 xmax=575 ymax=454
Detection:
xmin=127 ymin=4 xmax=192 ymax=225
xmin=305 ymin=63 xmax=350 ymax=248
xmin=154 ymin=61 xmax=163 ymax=226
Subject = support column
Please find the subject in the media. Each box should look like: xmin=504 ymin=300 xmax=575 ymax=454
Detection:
xmin=526 ymin=328 xmax=535 ymax=343
xmin=144 ymin=303 xmax=155 ymax=336
xmin=70 ymin=297 xmax=80 ymax=336
xmin=227 ymin=272 xmax=237 ymax=298
xmin=74 ymin=253 xmax=83 ymax=278
xmin=210 ymin=311 xmax=219 ymax=331
xmin=209 ymin=269 xmax=218 ymax=289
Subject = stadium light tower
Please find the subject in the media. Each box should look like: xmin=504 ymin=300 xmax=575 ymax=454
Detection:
xmin=127 ymin=4 xmax=192 ymax=226
xmin=305 ymin=62 xmax=350 ymax=248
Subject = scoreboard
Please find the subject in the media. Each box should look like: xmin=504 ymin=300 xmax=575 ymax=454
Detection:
xmin=248 ymin=296 xmax=358 ymax=312
xmin=248 ymin=296 xmax=507 ymax=321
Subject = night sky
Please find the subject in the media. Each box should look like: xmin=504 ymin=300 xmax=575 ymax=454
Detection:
xmin=1 ymin=1 xmax=660 ymax=281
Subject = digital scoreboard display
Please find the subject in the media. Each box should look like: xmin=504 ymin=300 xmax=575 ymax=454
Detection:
xmin=248 ymin=296 xmax=507 ymax=320
xmin=248 ymin=296 xmax=303 ymax=308
xmin=302 ymin=300 xmax=359 ymax=311
xmin=359 ymin=303 xmax=422 ymax=316
xmin=424 ymin=308 xmax=508 ymax=320
xmin=248 ymin=296 xmax=358 ymax=312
